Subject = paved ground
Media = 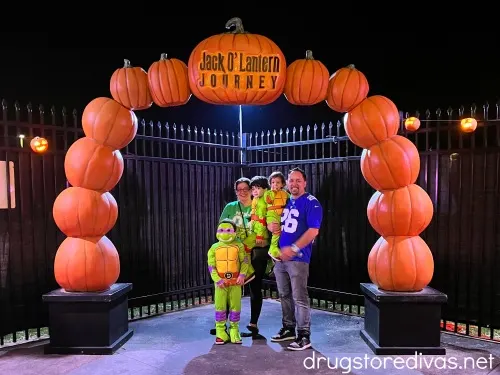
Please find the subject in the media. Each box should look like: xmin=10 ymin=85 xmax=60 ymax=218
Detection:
xmin=1 ymin=297 xmax=500 ymax=374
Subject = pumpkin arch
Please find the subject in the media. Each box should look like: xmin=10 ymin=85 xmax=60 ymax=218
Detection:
xmin=51 ymin=17 xmax=435 ymax=295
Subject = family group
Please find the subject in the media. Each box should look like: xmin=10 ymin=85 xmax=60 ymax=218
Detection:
xmin=207 ymin=167 xmax=323 ymax=351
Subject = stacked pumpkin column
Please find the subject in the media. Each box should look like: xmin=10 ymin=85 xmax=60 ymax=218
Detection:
xmin=51 ymin=59 xmax=153 ymax=292
xmin=326 ymin=65 xmax=435 ymax=292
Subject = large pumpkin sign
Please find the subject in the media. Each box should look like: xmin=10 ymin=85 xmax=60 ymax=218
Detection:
xmin=52 ymin=17 xmax=435 ymax=295
xmin=187 ymin=17 xmax=286 ymax=105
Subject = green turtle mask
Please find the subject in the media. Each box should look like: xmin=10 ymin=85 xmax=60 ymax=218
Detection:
xmin=216 ymin=222 xmax=237 ymax=243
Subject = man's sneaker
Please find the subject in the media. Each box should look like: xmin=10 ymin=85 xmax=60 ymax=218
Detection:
xmin=287 ymin=335 xmax=311 ymax=351
xmin=210 ymin=328 xmax=216 ymax=335
xmin=270 ymin=327 xmax=296 ymax=342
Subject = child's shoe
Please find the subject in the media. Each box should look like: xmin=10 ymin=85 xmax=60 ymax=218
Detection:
xmin=215 ymin=322 xmax=229 ymax=344
xmin=229 ymin=322 xmax=242 ymax=344
xmin=268 ymin=245 xmax=282 ymax=262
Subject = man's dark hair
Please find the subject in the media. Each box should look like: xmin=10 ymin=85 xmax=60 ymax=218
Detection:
xmin=218 ymin=218 xmax=237 ymax=231
xmin=234 ymin=177 xmax=251 ymax=191
xmin=250 ymin=175 xmax=270 ymax=189
xmin=288 ymin=167 xmax=307 ymax=181
xmin=268 ymin=171 xmax=286 ymax=185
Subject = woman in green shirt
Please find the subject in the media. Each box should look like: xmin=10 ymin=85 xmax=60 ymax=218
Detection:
xmin=219 ymin=177 xmax=254 ymax=242
xmin=210 ymin=176 xmax=270 ymax=338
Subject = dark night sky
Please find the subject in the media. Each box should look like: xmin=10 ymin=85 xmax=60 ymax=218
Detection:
xmin=0 ymin=25 xmax=497 ymax=134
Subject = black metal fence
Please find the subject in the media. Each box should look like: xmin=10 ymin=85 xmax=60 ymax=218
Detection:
xmin=0 ymin=98 xmax=499 ymax=347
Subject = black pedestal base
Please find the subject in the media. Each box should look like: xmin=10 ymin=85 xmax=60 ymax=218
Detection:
xmin=360 ymin=283 xmax=448 ymax=355
xmin=42 ymin=283 xmax=133 ymax=355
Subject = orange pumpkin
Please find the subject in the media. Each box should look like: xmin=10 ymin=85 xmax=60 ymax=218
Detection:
xmin=460 ymin=117 xmax=477 ymax=133
xmin=360 ymin=135 xmax=420 ymax=191
xmin=30 ymin=136 xmax=48 ymax=153
xmin=367 ymin=184 xmax=433 ymax=237
xmin=404 ymin=116 xmax=420 ymax=131
xmin=344 ymin=95 xmax=400 ymax=149
xmin=82 ymin=97 xmax=138 ymax=150
xmin=64 ymin=137 xmax=124 ymax=193
xmin=148 ymin=53 xmax=192 ymax=107
xmin=187 ymin=17 xmax=286 ymax=105
xmin=110 ymin=59 xmax=153 ymax=111
xmin=367 ymin=235 xmax=434 ymax=292
xmin=283 ymin=50 xmax=329 ymax=105
xmin=54 ymin=235 xmax=120 ymax=292
xmin=53 ymin=187 xmax=118 ymax=237
xmin=325 ymin=64 xmax=369 ymax=113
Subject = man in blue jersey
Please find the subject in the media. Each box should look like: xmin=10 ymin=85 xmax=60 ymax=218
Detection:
xmin=268 ymin=167 xmax=323 ymax=351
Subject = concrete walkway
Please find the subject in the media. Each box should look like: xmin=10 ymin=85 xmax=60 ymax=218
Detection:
xmin=1 ymin=298 xmax=500 ymax=374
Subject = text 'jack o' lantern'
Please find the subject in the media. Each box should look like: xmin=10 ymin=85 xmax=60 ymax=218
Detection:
xmin=188 ymin=17 xmax=287 ymax=106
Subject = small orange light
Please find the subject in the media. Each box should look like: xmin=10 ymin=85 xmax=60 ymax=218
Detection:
xmin=460 ymin=118 xmax=477 ymax=133
xmin=30 ymin=136 xmax=49 ymax=153
xmin=404 ymin=117 xmax=420 ymax=131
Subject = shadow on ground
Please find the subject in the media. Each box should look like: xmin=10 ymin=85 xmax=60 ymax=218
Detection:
xmin=1 ymin=298 xmax=500 ymax=374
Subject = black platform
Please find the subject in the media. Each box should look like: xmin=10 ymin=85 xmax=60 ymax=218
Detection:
xmin=359 ymin=282 xmax=448 ymax=355
xmin=42 ymin=283 xmax=134 ymax=355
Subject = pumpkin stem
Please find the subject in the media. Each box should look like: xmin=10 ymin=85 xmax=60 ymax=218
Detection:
xmin=225 ymin=17 xmax=247 ymax=34
xmin=123 ymin=59 xmax=132 ymax=68
xmin=160 ymin=53 xmax=168 ymax=60
xmin=347 ymin=64 xmax=356 ymax=69
xmin=305 ymin=50 xmax=314 ymax=60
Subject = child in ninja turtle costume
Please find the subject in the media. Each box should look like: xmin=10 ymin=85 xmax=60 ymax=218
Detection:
xmin=207 ymin=219 xmax=250 ymax=344
xmin=242 ymin=176 xmax=271 ymax=256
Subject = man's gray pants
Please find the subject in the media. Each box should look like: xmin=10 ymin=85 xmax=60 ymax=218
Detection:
xmin=273 ymin=260 xmax=311 ymax=336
